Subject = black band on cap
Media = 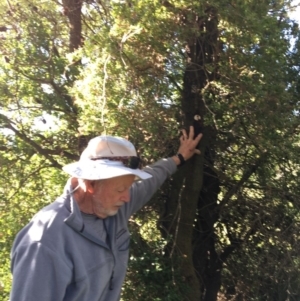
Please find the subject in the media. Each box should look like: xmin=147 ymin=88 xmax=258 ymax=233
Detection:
xmin=91 ymin=156 xmax=141 ymax=169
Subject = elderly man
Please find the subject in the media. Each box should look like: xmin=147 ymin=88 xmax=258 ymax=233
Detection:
xmin=10 ymin=127 xmax=202 ymax=301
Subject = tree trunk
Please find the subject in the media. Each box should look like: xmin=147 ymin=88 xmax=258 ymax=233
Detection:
xmin=193 ymin=159 xmax=221 ymax=301
xmin=62 ymin=0 xmax=83 ymax=51
xmin=161 ymin=5 xmax=221 ymax=300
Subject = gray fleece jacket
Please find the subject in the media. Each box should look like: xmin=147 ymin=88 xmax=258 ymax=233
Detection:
xmin=10 ymin=158 xmax=177 ymax=301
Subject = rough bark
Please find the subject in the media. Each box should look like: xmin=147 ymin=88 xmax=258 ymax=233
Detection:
xmin=193 ymin=154 xmax=221 ymax=301
xmin=62 ymin=0 xmax=83 ymax=51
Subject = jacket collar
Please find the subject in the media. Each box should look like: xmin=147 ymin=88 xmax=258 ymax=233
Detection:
xmin=61 ymin=178 xmax=85 ymax=232
xmin=60 ymin=179 xmax=114 ymax=250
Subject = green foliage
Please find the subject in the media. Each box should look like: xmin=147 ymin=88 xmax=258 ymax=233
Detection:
xmin=122 ymin=212 xmax=188 ymax=301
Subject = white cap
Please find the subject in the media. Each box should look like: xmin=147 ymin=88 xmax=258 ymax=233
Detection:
xmin=62 ymin=136 xmax=152 ymax=180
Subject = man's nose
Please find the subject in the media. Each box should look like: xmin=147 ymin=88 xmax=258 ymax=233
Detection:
xmin=121 ymin=190 xmax=131 ymax=203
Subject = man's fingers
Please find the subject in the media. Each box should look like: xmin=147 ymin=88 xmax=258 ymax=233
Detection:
xmin=181 ymin=129 xmax=187 ymax=139
xmin=177 ymin=127 xmax=203 ymax=161
xmin=195 ymin=133 xmax=203 ymax=142
xmin=181 ymin=128 xmax=203 ymax=143
xmin=188 ymin=126 xmax=194 ymax=138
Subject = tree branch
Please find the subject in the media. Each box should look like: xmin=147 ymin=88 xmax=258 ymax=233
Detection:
xmin=219 ymin=152 xmax=268 ymax=209
xmin=0 ymin=113 xmax=62 ymax=168
xmin=167 ymin=75 xmax=183 ymax=93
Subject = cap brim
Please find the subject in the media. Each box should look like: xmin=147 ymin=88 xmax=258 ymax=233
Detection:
xmin=62 ymin=160 xmax=152 ymax=181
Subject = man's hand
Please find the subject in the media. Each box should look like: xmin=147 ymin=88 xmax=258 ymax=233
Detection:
xmin=172 ymin=126 xmax=203 ymax=166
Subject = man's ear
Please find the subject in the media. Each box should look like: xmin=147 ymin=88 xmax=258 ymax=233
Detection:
xmin=71 ymin=177 xmax=79 ymax=189
xmin=85 ymin=180 xmax=96 ymax=193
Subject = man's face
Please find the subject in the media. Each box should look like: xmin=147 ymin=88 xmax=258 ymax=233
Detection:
xmin=92 ymin=175 xmax=135 ymax=218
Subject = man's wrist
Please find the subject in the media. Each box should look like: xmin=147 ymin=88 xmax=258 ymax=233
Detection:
xmin=172 ymin=153 xmax=186 ymax=167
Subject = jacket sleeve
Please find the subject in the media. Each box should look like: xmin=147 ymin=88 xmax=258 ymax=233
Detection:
xmin=124 ymin=158 xmax=177 ymax=218
xmin=10 ymin=241 xmax=72 ymax=301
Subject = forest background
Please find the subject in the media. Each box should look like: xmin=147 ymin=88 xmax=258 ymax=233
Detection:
xmin=1 ymin=0 xmax=300 ymax=300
